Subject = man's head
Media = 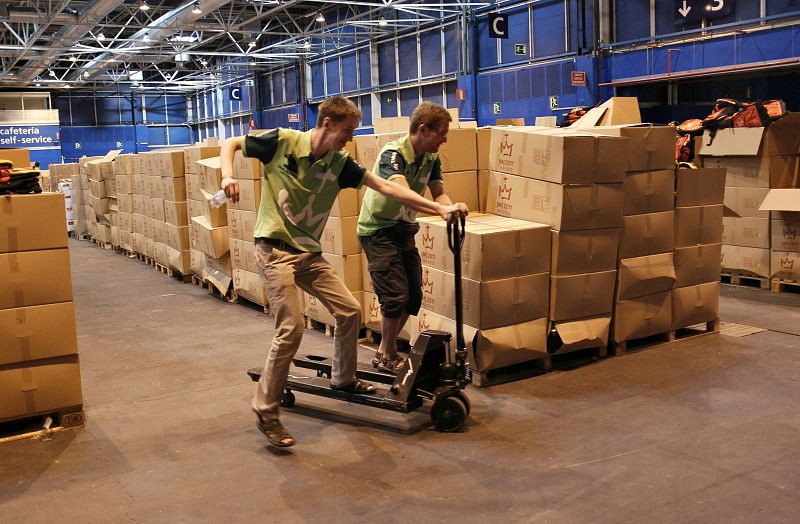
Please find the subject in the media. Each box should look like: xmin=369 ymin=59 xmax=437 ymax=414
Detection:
xmin=409 ymin=102 xmax=452 ymax=154
xmin=316 ymin=96 xmax=361 ymax=152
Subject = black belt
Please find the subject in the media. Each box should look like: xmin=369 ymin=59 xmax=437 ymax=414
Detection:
xmin=255 ymin=237 xmax=302 ymax=252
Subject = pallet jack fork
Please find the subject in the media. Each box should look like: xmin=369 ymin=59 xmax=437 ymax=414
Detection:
xmin=247 ymin=213 xmax=472 ymax=432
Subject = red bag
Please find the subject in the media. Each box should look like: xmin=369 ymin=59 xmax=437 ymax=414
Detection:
xmin=733 ymin=100 xmax=787 ymax=128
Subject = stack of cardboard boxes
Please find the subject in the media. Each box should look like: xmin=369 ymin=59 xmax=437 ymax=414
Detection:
xmin=114 ymin=154 xmax=136 ymax=252
xmin=182 ymin=144 xmax=219 ymax=276
xmin=83 ymin=154 xmax=115 ymax=244
xmin=152 ymin=151 xmax=191 ymax=274
xmin=485 ymin=126 xmax=627 ymax=356
xmin=130 ymin=152 xmax=150 ymax=256
xmin=229 ymin=150 xmax=266 ymax=305
xmin=51 ymin=163 xmax=84 ymax=235
xmin=0 ymin=193 xmax=83 ymax=424
xmin=672 ymin=168 xmax=726 ymax=329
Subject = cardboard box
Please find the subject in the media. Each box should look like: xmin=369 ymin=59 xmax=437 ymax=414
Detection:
xmin=321 ymin=216 xmax=360 ymax=255
xmin=373 ymin=116 xmax=409 ymax=134
xmin=572 ymin=97 xmax=642 ymax=128
xmin=549 ymin=315 xmax=611 ymax=353
xmin=362 ymin=291 xmax=411 ymax=340
xmin=421 ymin=265 xmax=549 ymax=330
xmin=613 ymin=291 xmax=672 ymax=343
xmin=478 ymin=169 xmax=489 ymax=212
xmin=114 ymin=154 xmax=136 ymax=175
xmin=119 ymin=212 xmax=132 ymax=233
xmin=164 ymin=200 xmax=188 ymax=227
xmin=477 ymin=128 xmax=491 ymax=171
xmin=672 ymin=282 xmax=720 ymax=330
xmin=623 ymin=169 xmax=675 ymax=215
xmin=675 ymin=168 xmax=726 ymax=207
xmin=759 ymin=189 xmax=800 ymax=217
xmin=589 ymin=124 xmax=676 ymax=172
xmin=0 ymin=359 xmax=83 ymax=421
xmin=199 ymin=189 xmax=228 ymax=228
xmin=0 ymin=194 xmax=68 ymax=253
xmin=0 ymin=302 xmax=78 ymax=366
xmin=155 ymin=151 xmax=185 ymax=178
xmin=675 ymin=205 xmax=724 ymax=247
xmin=437 ymin=128 xmax=478 ymax=173
xmin=187 ymin=200 xmax=205 ymax=221
xmin=148 ymin=197 xmax=165 ymax=222
xmin=722 ymin=217 xmax=770 ymax=249
xmin=416 ymin=215 xmax=551 ymax=281
xmin=233 ymin=150 xmax=263 ymax=180
xmin=771 ymin=213 xmax=800 ymax=252
xmin=487 ymin=127 xmax=626 ymax=184
xmin=190 ymin=249 xmax=205 ymax=275
xmin=185 ymin=173 xmax=203 ymax=201
xmin=190 ymin=215 xmax=229 ymax=258
xmin=161 ymin=176 xmax=187 ymax=202
xmin=330 ymin=188 xmax=359 ymax=217
xmin=165 ymin=223 xmax=189 ymax=250
xmin=550 ymin=270 xmax=617 ymax=321
xmin=619 ymin=211 xmax=675 ymax=258
xmin=551 ymin=228 xmax=620 ymax=275
xmin=420 ymin=170 xmax=479 ymax=217
xmin=485 ymin=171 xmax=624 ymax=231
xmin=721 ymin=244 xmax=771 ymax=278
xmin=197 ymin=157 xmax=223 ymax=194
xmin=50 ymin=163 xmax=78 ymax=179
xmin=322 ymin=252 xmax=362 ymax=292
xmin=228 ymin=179 xmax=261 ymax=212
xmin=203 ymin=254 xmax=233 ymax=294
xmin=230 ymin=238 xmax=257 ymax=272
xmin=227 ymin=209 xmax=257 ymax=241
xmin=700 ymin=156 xmax=768 ymax=188
xmin=233 ymin=269 xmax=267 ymax=306
xmin=131 ymin=174 xmax=146 ymax=195
xmin=724 ymin=187 xmax=769 ymax=219
xmin=354 ymin=132 xmax=406 ymax=173
xmin=146 ymin=175 xmax=163 ymax=198
xmin=698 ymin=113 xmax=800 ymax=158
xmin=89 ymin=178 xmax=107 ymax=199
xmin=674 ymin=243 xmax=722 ymax=287
xmin=0 ymin=249 xmax=73 ymax=309
xmin=117 ymin=194 xmax=133 ymax=214
xmin=771 ymin=250 xmax=800 ymax=280
xmin=616 ymin=252 xmax=676 ymax=300
xmin=184 ymin=145 xmax=220 ymax=174
xmin=495 ymin=118 xmax=525 ymax=126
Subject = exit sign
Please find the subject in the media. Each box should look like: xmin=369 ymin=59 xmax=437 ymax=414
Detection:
xmin=571 ymin=71 xmax=587 ymax=86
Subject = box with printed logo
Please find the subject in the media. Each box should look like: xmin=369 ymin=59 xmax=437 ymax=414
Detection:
xmin=721 ymin=244 xmax=770 ymax=279
xmin=419 ymin=170 xmax=480 ymax=218
xmin=771 ymin=250 xmax=800 ymax=280
xmin=322 ymin=216 xmax=361 ymax=255
xmin=233 ymin=269 xmax=267 ymax=306
xmin=184 ymin=145 xmax=220 ymax=174
xmin=722 ymin=217 xmax=770 ymax=249
xmin=771 ymin=212 xmax=800 ymax=252
xmin=362 ymin=291 xmax=410 ymax=339
xmin=228 ymin=179 xmax=261 ymax=212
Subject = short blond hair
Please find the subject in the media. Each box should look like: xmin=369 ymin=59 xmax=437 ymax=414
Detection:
xmin=317 ymin=96 xmax=362 ymax=128
xmin=409 ymin=102 xmax=452 ymax=134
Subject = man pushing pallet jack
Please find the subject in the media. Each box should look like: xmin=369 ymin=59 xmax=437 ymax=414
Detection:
xmin=219 ymin=97 xmax=469 ymax=447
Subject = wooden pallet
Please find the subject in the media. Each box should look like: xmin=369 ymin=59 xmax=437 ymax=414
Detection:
xmin=191 ymin=274 xmax=234 ymax=302
xmin=0 ymin=408 xmax=84 ymax=444
xmin=771 ymin=279 xmax=800 ymax=294
xmin=135 ymin=252 xmax=155 ymax=266
xmin=471 ymin=356 xmax=550 ymax=388
xmin=305 ymin=316 xmax=335 ymax=337
xmin=90 ymin=237 xmax=113 ymax=250
xmin=673 ymin=319 xmax=720 ymax=341
xmin=611 ymin=319 xmax=720 ymax=356
xmin=544 ymin=345 xmax=608 ymax=371
xmin=155 ymin=262 xmax=192 ymax=283
xmin=721 ymin=272 xmax=770 ymax=289
xmin=232 ymin=292 xmax=270 ymax=315
xmin=70 ymin=232 xmax=91 ymax=241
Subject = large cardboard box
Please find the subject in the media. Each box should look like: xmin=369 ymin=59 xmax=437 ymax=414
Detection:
xmin=771 ymin=251 xmax=800 ymax=280
xmin=771 ymin=213 xmax=800 ymax=252
xmin=114 ymin=154 xmax=136 ymax=175
xmin=487 ymin=127 xmax=626 ymax=184
xmin=228 ymin=179 xmax=262 ymax=211
xmin=321 ymin=216 xmax=360 ymax=255
xmin=721 ymin=244 xmax=771 ymax=278
xmin=1 ymin=249 xmax=72 ymax=309
xmin=189 ymin=215 xmax=229 ymax=258
xmin=549 ymin=270 xmax=617 ymax=321
xmin=700 ymin=157 xmax=768 ymax=188
xmin=477 ymin=128 xmax=491 ymax=171
xmin=485 ymin=171 xmax=624 ymax=230
xmin=722 ymin=217 xmax=770 ymax=249
xmin=227 ymin=209 xmax=257 ymax=241
xmin=161 ymin=176 xmax=187 ymax=202
xmin=230 ymin=238 xmax=256 ymax=272
xmin=572 ymin=97 xmax=642 ymax=128
xmin=613 ymin=291 xmax=672 ymax=343
xmin=675 ymin=205 xmax=724 ymax=247
xmin=675 ymin=168 xmax=727 ymax=207
xmin=421 ymin=265 xmax=549 ymax=330
xmin=478 ymin=169 xmax=489 ymax=212
xmin=0 ymin=194 xmax=68 ymax=253
xmin=674 ymin=243 xmax=722 ymax=287
xmin=185 ymin=173 xmax=203 ymax=201
xmin=698 ymin=113 xmax=800 ymax=159
xmin=623 ymin=170 xmax=675 ymax=215
xmin=373 ymin=116 xmax=410 ymax=134
xmin=724 ymin=187 xmax=769 ymax=219
xmin=551 ymin=228 xmax=620 ymax=275
xmin=184 ymin=145 xmax=220 ymax=174
xmin=549 ymin=315 xmax=611 ymax=353
xmin=165 ymin=223 xmax=190 ymax=250
xmin=117 ymin=194 xmax=133 ymax=214
xmin=149 ymin=197 xmax=165 ymax=222
xmin=0 ymin=302 xmax=78 ymax=366
xmin=155 ymin=151 xmax=185 ymax=178
xmin=354 ymin=132 xmax=405 ymax=172
xmin=362 ymin=291 xmax=411 ymax=339
xmin=330 ymin=188 xmax=360 ymax=217
xmin=438 ymin=128 xmax=478 ymax=173
xmin=589 ymin=124 xmax=676 ymax=172
xmin=0 ymin=359 xmax=83 ymax=421
xmin=50 ymin=163 xmax=78 ymax=179
xmin=415 ymin=215 xmax=551 ymax=281
xmin=420 ymin=170 xmax=479 ymax=216
xmin=619 ymin=211 xmax=675 ymax=259
xmin=233 ymin=150 xmax=263 ymax=180
xmin=322 ymin=252 xmax=362 ymax=292
xmin=672 ymin=282 xmax=720 ymax=330
xmin=199 ymin=189 xmax=228 ymax=228
xmin=233 ymin=269 xmax=267 ymax=306
xmin=616 ymin=252 xmax=676 ymax=300
xmin=164 ymin=200 xmax=188 ymax=227
xmin=196 ymin=157 xmax=223 ymax=193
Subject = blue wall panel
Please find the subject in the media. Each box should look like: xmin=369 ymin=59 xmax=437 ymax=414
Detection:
xmin=420 ymin=32 xmax=442 ymax=77
xmin=533 ymin=1 xmax=566 ymax=57
xmin=326 ymin=59 xmax=340 ymax=94
xmin=500 ymin=8 xmax=530 ymax=64
xmin=444 ymin=26 xmax=460 ymax=73
xmin=342 ymin=53 xmax=358 ymax=92
xmin=398 ymin=35 xmax=419 ymax=81
xmin=477 ymin=18 xmax=497 ymax=69
xmin=358 ymin=49 xmax=371 ymax=88
xmin=311 ymin=62 xmax=325 ymax=98
xmin=378 ymin=41 xmax=396 ymax=85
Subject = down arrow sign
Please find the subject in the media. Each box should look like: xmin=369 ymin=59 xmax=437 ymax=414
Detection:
xmin=678 ymin=0 xmax=691 ymax=17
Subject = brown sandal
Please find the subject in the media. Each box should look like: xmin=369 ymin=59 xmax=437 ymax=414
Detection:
xmin=377 ymin=353 xmax=406 ymax=374
xmin=330 ymin=378 xmax=377 ymax=394
xmin=256 ymin=415 xmax=295 ymax=447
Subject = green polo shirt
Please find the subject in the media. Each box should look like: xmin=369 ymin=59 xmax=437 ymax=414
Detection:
xmin=356 ymin=134 xmax=442 ymax=236
xmin=243 ymin=128 xmax=368 ymax=252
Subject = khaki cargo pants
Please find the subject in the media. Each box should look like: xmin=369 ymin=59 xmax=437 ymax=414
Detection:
xmin=251 ymin=243 xmax=362 ymax=417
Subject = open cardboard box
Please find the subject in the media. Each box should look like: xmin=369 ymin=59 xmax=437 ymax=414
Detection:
xmin=571 ymin=97 xmax=642 ymax=129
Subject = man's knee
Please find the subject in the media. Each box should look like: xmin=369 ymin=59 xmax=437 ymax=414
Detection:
xmin=381 ymin=292 xmax=408 ymax=318
xmin=335 ymin=294 xmax=362 ymax=324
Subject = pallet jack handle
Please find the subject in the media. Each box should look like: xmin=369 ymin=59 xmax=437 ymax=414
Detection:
xmin=447 ymin=212 xmax=467 ymax=356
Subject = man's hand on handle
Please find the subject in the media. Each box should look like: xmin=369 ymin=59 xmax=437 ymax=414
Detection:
xmin=437 ymin=202 xmax=469 ymax=221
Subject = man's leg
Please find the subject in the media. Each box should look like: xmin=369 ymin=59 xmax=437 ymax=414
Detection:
xmin=297 ymin=254 xmax=363 ymax=387
xmin=379 ymin=313 xmax=409 ymax=360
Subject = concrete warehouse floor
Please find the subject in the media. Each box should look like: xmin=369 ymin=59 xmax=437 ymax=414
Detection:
xmin=2 ymin=239 xmax=800 ymax=522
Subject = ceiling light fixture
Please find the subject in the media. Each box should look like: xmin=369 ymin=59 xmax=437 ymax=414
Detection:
xmin=35 ymin=83 xmax=41 ymax=87
xmin=248 ymin=41 xmax=256 ymax=48
xmin=139 ymin=0 xmax=150 ymax=11
xmin=192 ymin=2 xmax=202 ymax=15
xmin=378 ymin=16 xmax=388 ymax=27
xmin=69 ymin=56 xmax=77 ymax=62
xmin=97 ymin=33 xmax=106 ymax=41
xmin=48 ymin=69 xmax=56 ymax=77
xmin=315 ymin=12 xmax=325 ymax=23
xmin=301 ymin=41 xmax=311 ymax=50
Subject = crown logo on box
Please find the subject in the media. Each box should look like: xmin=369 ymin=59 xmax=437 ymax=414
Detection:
xmin=499 ymin=133 xmax=513 ymax=157
xmin=781 ymin=257 xmax=795 ymax=270
xmin=422 ymin=269 xmax=434 ymax=295
xmin=369 ymin=297 xmax=380 ymax=319
xmin=498 ymin=177 xmax=512 ymax=200
xmin=421 ymin=225 xmax=435 ymax=250
xmin=418 ymin=311 xmax=430 ymax=332
xmin=308 ymin=295 xmax=317 ymax=306
xmin=784 ymin=224 xmax=797 ymax=240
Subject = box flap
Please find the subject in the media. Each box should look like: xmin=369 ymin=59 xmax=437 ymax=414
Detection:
xmin=553 ymin=315 xmax=611 ymax=346
xmin=102 ymin=149 xmax=122 ymax=162
xmin=572 ymin=97 xmax=641 ymax=128
xmin=195 ymin=156 xmax=221 ymax=170
xmin=759 ymin=189 xmax=800 ymax=212
xmin=697 ymin=127 xmax=764 ymax=157
xmin=495 ymin=118 xmax=525 ymax=126
xmin=571 ymin=106 xmax=607 ymax=128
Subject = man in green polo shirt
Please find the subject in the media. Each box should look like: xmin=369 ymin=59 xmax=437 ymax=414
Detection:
xmin=358 ymin=102 xmax=467 ymax=374
xmin=220 ymin=97 xmax=465 ymax=448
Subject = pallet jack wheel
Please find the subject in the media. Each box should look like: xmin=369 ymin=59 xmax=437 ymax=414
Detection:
xmin=454 ymin=391 xmax=471 ymax=416
xmin=280 ymin=390 xmax=296 ymax=408
xmin=431 ymin=396 xmax=467 ymax=432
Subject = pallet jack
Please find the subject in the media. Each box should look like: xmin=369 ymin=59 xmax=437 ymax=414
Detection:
xmin=247 ymin=213 xmax=472 ymax=432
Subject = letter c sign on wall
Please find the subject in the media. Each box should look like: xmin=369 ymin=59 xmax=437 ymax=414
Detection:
xmin=488 ymin=13 xmax=508 ymax=39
